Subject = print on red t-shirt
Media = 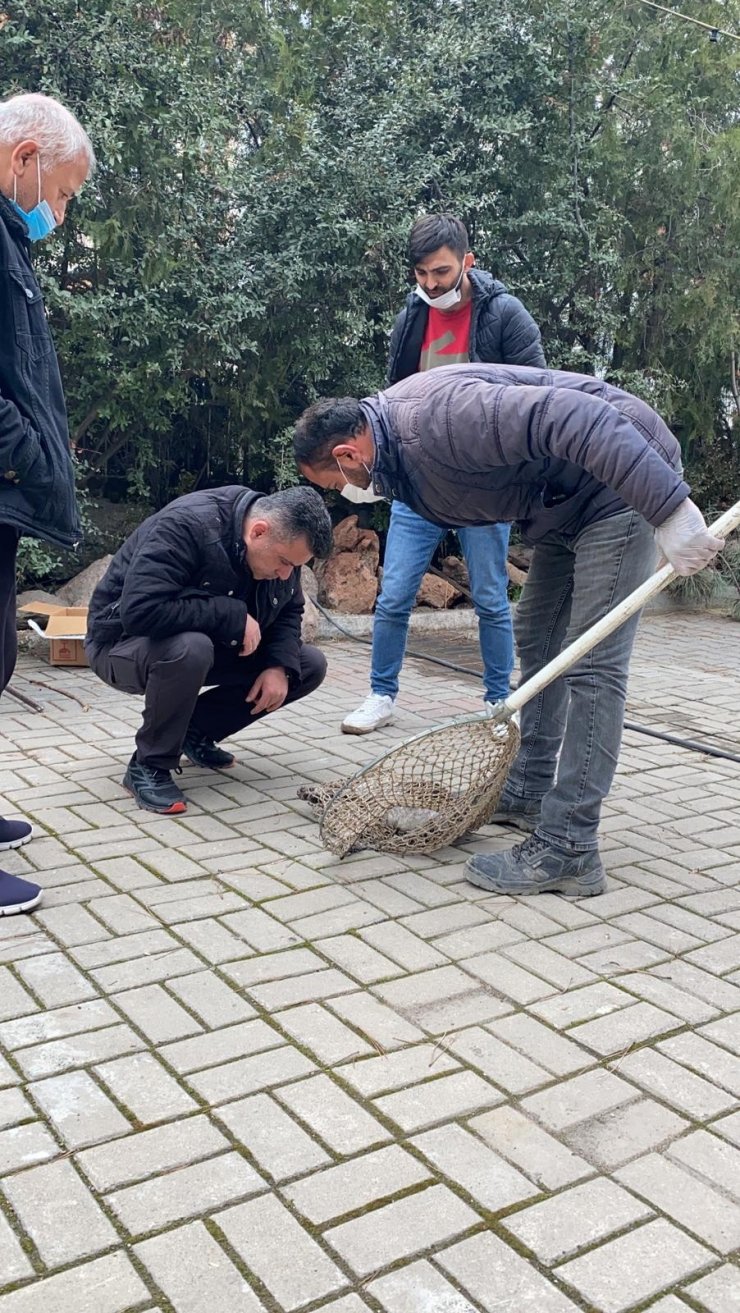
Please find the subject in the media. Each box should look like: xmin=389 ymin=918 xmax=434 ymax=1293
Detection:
xmin=419 ymin=300 xmax=473 ymax=372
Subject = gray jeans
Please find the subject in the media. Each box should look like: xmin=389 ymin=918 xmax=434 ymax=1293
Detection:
xmin=505 ymin=510 xmax=657 ymax=851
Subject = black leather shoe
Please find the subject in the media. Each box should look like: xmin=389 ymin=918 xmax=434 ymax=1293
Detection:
xmin=182 ymin=729 xmax=235 ymax=770
xmin=123 ymin=755 xmax=187 ymax=814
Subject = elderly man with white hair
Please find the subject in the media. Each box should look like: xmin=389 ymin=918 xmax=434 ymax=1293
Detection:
xmin=0 ymin=92 xmax=94 ymax=914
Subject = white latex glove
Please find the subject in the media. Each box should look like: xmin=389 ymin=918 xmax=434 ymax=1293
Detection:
xmin=654 ymin=498 xmax=724 ymax=576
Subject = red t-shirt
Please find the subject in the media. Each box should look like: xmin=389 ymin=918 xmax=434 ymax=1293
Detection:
xmin=419 ymin=299 xmax=473 ymax=372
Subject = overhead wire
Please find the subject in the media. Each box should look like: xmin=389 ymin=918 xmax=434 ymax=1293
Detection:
xmin=634 ymin=0 xmax=740 ymax=42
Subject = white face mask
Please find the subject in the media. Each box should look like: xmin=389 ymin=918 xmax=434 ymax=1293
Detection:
xmin=335 ymin=455 xmax=386 ymax=504
xmin=414 ymin=262 xmax=465 ymax=310
xmin=340 ymin=482 xmax=386 ymax=505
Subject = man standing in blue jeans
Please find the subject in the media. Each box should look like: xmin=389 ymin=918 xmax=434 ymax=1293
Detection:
xmin=340 ymin=214 xmax=545 ymax=734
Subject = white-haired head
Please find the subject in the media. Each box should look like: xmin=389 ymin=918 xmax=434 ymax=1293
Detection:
xmin=0 ymin=92 xmax=95 ymax=174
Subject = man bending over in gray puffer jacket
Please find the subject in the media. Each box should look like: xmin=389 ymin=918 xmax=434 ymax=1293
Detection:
xmin=294 ymin=362 xmax=724 ymax=900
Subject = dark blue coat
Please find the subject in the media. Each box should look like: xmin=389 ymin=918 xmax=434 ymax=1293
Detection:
xmin=0 ymin=195 xmax=80 ymax=548
xmin=387 ymin=267 xmax=545 ymax=383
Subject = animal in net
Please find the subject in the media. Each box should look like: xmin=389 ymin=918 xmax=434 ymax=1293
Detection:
xmin=298 ymin=713 xmax=519 ymax=857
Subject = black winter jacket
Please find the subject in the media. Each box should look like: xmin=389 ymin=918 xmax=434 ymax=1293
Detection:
xmin=364 ymin=364 xmax=689 ymax=543
xmin=387 ymin=268 xmax=545 ymax=383
xmin=0 ymin=195 xmax=80 ymax=548
xmin=86 ymin=487 xmax=306 ymax=683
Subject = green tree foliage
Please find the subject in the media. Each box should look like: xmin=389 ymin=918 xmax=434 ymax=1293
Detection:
xmin=2 ymin=0 xmax=738 ymax=510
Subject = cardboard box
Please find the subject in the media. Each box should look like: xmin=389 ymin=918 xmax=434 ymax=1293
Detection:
xmin=20 ymin=603 xmax=89 ymax=667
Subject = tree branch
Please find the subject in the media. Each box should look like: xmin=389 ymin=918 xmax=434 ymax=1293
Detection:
xmin=730 ymin=347 xmax=740 ymax=417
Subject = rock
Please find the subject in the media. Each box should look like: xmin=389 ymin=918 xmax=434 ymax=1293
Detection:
xmin=439 ymin=555 xmax=470 ymax=593
xmin=506 ymin=561 xmax=528 ymax=588
xmin=439 ymin=550 xmax=529 ymax=590
xmin=332 ymin=516 xmax=380 ymax=567
xmin=508 ymin=545 xmax=532 ymax=572
xmin=301 ymin=594 xmax=320 ymax=643
xmin=416 ymin=573 xmax=461 ymax=609
xmin=16 ymin=589 xmax=62 ymax=627
xmin=301 ymin=565 xmax=319 ymax=601
xmin=57 ymin=555 xmax=113 ymax=607
xmin=314 ymin=515 xmax=380 ymax=612
xmin=317 ymin=554 xmax=378 ymax=613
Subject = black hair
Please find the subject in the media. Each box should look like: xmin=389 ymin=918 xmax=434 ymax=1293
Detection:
xmin=408 ymin=213 xmax=469 ymax=265
xmin=252 ymin=486 xmax=333 ymax=560
xmin=293 ymin=396 xmax=366 ymax=471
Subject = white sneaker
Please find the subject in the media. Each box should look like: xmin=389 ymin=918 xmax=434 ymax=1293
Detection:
xmin=341 ymin=693 xmax=395 ymax=735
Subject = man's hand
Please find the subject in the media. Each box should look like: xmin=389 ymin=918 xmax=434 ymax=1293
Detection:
xmin=246 ymin=667 xmax=289 ymax=715
xmin=240 ymin=614 xmax=262 ymax=657
xmin=655 ymin=499 xmax=725 ymax=576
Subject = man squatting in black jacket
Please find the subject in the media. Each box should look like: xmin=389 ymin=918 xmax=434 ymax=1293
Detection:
xmin=86 ymin=486 xmax=332 ymax=815
xmin=294 ymin=363 xmax=724 ymax=899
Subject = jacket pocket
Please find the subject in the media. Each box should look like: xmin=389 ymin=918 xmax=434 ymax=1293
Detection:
xmin=108 ymin=650 xmax=144 ymax=695
xmin=9 ymin=268 xmax=52 ymax=362
xmin=88 ymin=602 xmax=124 ymax=647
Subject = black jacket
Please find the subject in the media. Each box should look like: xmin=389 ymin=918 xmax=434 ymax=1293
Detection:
xmin=387 ymin=268 xmax=545 ymax=383
xmin=365 ymin=364 xmax=689 ymax=543
xmin=0 ymin=194 xmax=80 ymax=548
xmin=86 ymin=487 xmax=306 ymax=682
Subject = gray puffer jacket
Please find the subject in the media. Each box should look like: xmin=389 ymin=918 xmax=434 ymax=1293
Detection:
xmin=364 ymin=363 xmax=689 ymax=543
xmin=387 ymin=268 xmax=545 ymax=383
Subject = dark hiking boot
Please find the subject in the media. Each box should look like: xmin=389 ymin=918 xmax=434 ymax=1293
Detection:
xmin=466 ymin=833 xmax=607 ymax=898
xmin=487 ymin=792 xmax=541 ymax=833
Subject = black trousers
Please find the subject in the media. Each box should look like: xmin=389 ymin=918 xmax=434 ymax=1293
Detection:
xmin=0 ymin=525 xmax=20 ymax=696
xmin=86 ymin=631 xmax=328 ymax=770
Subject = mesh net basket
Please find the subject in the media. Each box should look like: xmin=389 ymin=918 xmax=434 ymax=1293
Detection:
xmin=299 ymin=713 xmax=519 ymax=857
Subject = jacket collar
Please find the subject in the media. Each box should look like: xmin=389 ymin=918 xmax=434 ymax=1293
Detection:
xmin=466 ymin=267 xmax=507 ymax=302
xmin=228 ymin=487 xmax=299 ymax=597
xmin=361 ymin=393 xmax=407 ymax=501
xmin=0 ymin=191 xmax=31 ymax=246
xmin=229 ymin=487 xmax=263 ymax=572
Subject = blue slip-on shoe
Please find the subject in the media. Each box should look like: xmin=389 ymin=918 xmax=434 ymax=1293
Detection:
xmin=0 ymin=871 xmax=42 ymax=915
xmin=0 ymin=819 xmax=33 ymax=851
xmin=466 ymin=833 xmax=607 ymax=898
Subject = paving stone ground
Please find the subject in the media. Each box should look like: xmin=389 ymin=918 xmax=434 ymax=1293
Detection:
xmin=0 ymin=610 xmax=739 ymax=1312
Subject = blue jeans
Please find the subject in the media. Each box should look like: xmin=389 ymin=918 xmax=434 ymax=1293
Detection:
xmin=505 ymin=510 xmax=657 ymax=850
xmin=371 ymin=500 xmax=513 ymax=703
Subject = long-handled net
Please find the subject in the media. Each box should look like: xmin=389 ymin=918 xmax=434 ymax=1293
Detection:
xmin=300 ymin=501 xmax=740 ymax=857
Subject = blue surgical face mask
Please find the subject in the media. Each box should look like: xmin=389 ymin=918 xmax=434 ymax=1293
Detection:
xmin=11 ymin=155 xmax=57 ymax=243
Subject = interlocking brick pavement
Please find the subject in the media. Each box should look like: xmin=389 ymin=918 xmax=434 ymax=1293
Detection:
xmin=0 ymin=610 xmax=738 ymax=1311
